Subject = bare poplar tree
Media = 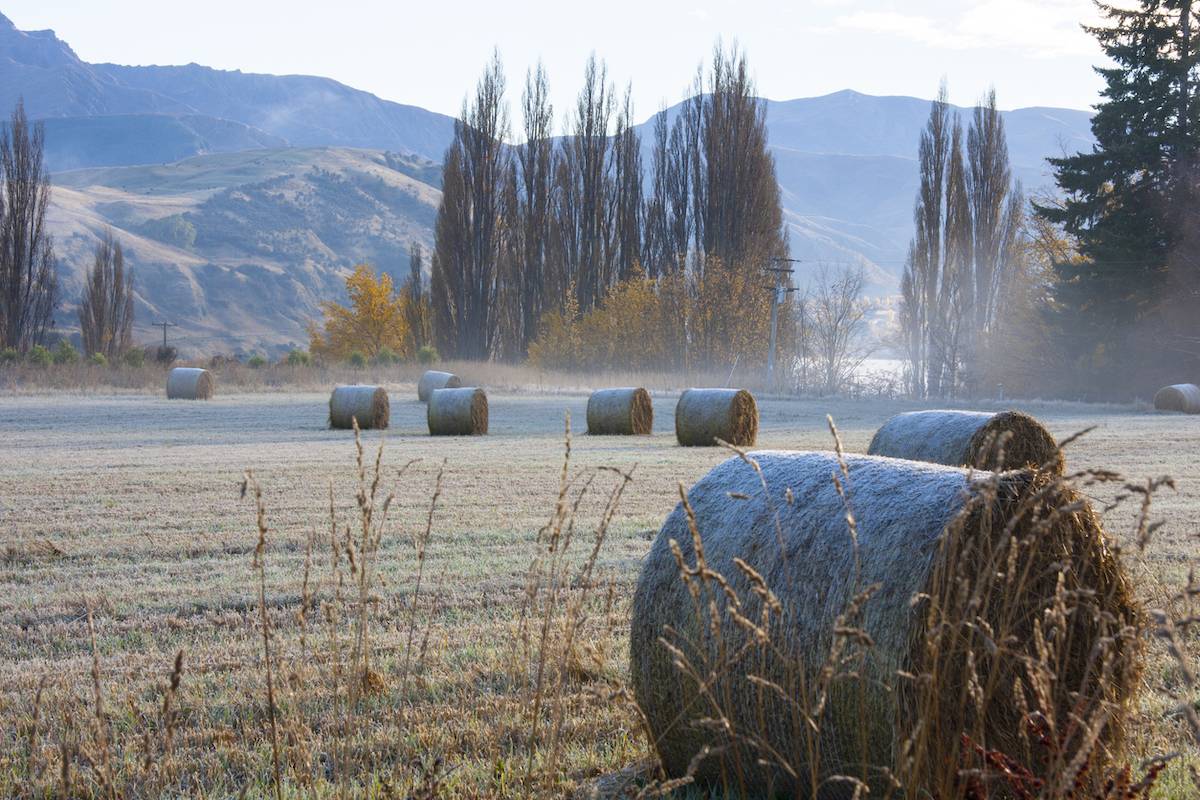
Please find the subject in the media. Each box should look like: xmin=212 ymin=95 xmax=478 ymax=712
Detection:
xmin=810 ymin=265 xmax=870 ymax=394
xmin=403 ymin=241 xmax=431 ymax=351
xmin=514 ymin=63 xmax=555 ymax=354
xmin=431 ymin=52 xmax=512 ymax=360
xmin=78 ymin=228 xmax=134 ymax=359
xmin=694 ymin=45 xmax=785 ymax=272
xmin=609 ymin=85 xmax=643 ymax=283
xmin=903 ymin=84 xmax=957 ymax=397
xmin=940 ymin=118 xmax=972 ymax=392
xmin=0 ymin=100 xmax=57 ymax=352
xmin=565 ymin=54 xmax=615 ymax=312
xmin=642 ymin=104 xmax=693 ymax=276
xmin=967 ymin=89 xmax=1022 ymax=337
xmin=642 ymin=108 xmax=668 ymax=277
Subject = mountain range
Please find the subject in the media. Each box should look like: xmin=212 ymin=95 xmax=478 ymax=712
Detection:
xmin=2 ymin=11 xmax=1095 ymax=354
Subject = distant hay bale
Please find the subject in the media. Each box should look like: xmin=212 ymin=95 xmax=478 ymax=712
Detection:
xmin=674 ymin=388 xmax=757 ymax=447
xmin=631 ymin=451 xmax=1140 ymax=796
xmin=427 ymin=387 xmax=488 ymax=435
xmin=328 ymin=385 xmax=389 ymax=429
xmin=165 ymin=367 xmax=214 ymax=400
xmin=418 ymin=370 xmax=462 ymax=402
xmin=867 ymin=409 xmax=1064 ymax=473
xmin=1153 ymin=383 xmax=1200 ymax=414
xmin=587 ymin=387 xmax=653 ymax=435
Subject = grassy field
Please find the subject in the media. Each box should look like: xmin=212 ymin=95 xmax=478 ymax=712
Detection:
xmin=1 ymin=385 xmax=1197 ymax=797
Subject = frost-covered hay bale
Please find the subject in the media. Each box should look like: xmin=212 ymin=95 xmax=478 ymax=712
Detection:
xmin=417 ymin=370 xmax=462 ymax=402
xmin=166 ymin=367 xmax=214 ymax=400
xmin=631 ymin=452 xmax=1139 ymax=795
xmin=329 ymin=385 xmax=389 ymax=429
xmin=427 ymin=387 xmax=488 ymax=435
xmin=867 ymin=409 xmax=1063 ymax=473
xmin=674 ymin=388 xmax=757 ymax=447
xmin=587 ymin=387 xmax=653 ymax=435
xmin=1153 ymin=383 xmax=1200 ymax=414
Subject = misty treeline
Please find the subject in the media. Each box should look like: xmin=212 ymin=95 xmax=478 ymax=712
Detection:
xmin=1025 ymin=0 xmax=1200 ymax=400
xmin=428 ymin=46 xmax=804 ymax=374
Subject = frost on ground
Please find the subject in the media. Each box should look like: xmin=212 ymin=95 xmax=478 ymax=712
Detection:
xmin=0 ymin=390 xmax=1195 ymax=795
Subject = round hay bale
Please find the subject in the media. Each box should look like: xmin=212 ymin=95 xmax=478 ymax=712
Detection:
xmin=867 ymin=409 xmax=1063 ymax=473
xmin=329 ymin=385 xmax=389 ymax=430
xmin=674 ymin=388 xmax=757 ymax=447
xmin=631 ymin=451 xmax=1139 ymax=796
xmin=165 ymin=367 xmax=214 ymax=400
xmin=1153 ymin=383 xmax=1200 ymax=413
xmin=587 ymin=387 xmax=653 ymax=435
xmin=427 ymin=387 xmax=487 ymax=435
xmin=417 ymin=370 xmax=462 ymax=402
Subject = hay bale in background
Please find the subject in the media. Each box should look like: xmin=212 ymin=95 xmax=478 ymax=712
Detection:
xmin=674 ymin=388 xmax=757 ymax=447
xmin=418 ymin=370 xmax=462 ymax=402
xmin=867 ymin=409 xmax=1063 ymax=473
xmin=587 ymin=387 xmax=653 ymax=435
xmin=329 ymin=385 xmax=389 ymax=429
xmin=631 ymin=451 xmax=1139 ymax=795
xmin=165 ymin=367 xmax=214 ymax=400
xmin=428 ymin=387 xmax=488 ymax=435
xmin=1153 ymin=383 xmax=1200 ymax=414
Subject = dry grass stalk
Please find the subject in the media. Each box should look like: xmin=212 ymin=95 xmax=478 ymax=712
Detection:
xmin=399 ymin=459 xmax=445 ymax=711
xmin=512 ymin=412 xmax=636 ymax=792
xmin=242 ymin=470 xmax=284 ymax=800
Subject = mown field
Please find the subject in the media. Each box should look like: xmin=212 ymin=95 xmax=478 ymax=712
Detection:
xmin=1 ymin=387 xmax=1197 ymax=797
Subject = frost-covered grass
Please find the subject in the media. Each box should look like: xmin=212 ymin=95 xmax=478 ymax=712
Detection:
xmin=0 ymin=390 xmax=1195 ymax=796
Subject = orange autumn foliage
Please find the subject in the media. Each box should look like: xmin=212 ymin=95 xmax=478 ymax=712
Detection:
xmin=308 ymin=264 xmax=413 ymax=362
xmin=527 ymin=261 xmax=789 ymax=372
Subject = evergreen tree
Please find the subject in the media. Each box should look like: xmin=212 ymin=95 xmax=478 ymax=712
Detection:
xmin=1037 ymin=1 xmax=1200 ymax=354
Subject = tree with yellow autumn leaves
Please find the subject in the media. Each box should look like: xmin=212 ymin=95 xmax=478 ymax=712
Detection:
xmin=308 ymin=264 xmax=415 ymax=363
xmin=527 ymin=260 xmax=792 ymax=373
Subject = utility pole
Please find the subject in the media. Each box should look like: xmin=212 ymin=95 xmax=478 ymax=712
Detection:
xmin=764 ymin=258 xmax=801 ymax=389
xmin=153 ymin=321 xmax=176 ymax=351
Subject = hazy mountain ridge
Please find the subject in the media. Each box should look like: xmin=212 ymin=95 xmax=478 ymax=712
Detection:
xmin=0 ymin=11 xmax=456 ymax=162
xmin=49 ymin=148 xmax=439 ymax=353
xmin=42 ymin=114 xmax=288 ymax=170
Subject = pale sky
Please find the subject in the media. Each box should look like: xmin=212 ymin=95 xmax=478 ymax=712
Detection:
xmin=8 ymin=0 xmax=1108 ymax=125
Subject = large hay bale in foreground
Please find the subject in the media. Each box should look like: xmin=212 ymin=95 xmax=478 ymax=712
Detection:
xmin=587 ymin=387 xmax=653 ymax=435
xmin=329 ymin=385 xmax=389 ymax=429
xmin=631 ymin=451 xmax=1139 ymax=796
xmin=166 ymin=367 xmax=214 ymax=400
xmin=1153 ymin=383 xmax=1200 ymax=414
xmin=428 ymin=387 xmax=487 ymax=435
xmin=868 ymin=409 xmax=1063 ymax=473
xmin=417 ymin=370 xmax=462 ymax=402
xmin=674 ymin=388 xmax=757 ymax=447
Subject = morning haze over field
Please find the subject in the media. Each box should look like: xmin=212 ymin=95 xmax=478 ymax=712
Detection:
xmin=3 ymin=2 xmax=1200 ymax=798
